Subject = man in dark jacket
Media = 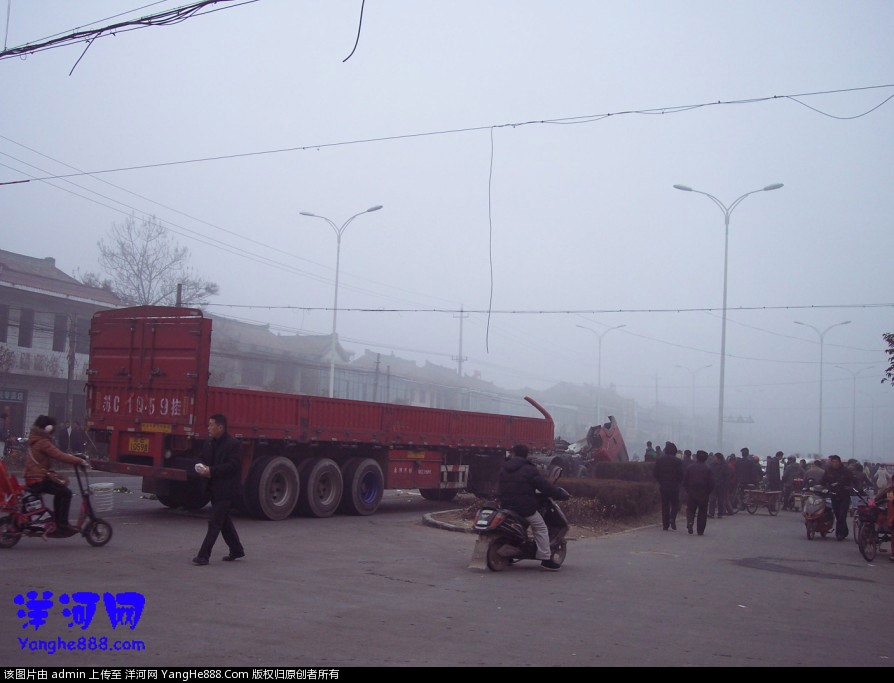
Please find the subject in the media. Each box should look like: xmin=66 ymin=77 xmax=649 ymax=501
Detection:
xmin=820 ymin=455 xmax=854 ymax=541
xmin=683 ymin=450 xmax=714 ymax=535
xmin=708 ymin=452 xmax=728 ymax=519
xmin=653 ymin=441 xmax=684 ymax=531
xmin=766 ymin=452 xmax=782 ymax=491
xmin=192 ymin=413 xmax=245 ymax=565
xmin=498 ymin=444 xmax=569 ymax=571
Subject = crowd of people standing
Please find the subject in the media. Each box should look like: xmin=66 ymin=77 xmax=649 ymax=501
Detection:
xmin=646 ymin=439 xmax=893 ymax=542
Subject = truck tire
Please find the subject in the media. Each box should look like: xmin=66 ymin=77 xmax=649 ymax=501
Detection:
xmin=339 ymin=458 xmax=384 ymax=516
xmin=419 ymin=488 xmax=458 ymax=502
xmin=243 ymin=455 xmax=300 ymax=520
xmin=296 ymin=458 xmax=343 ymax=518
xmin=155 ymin=482 xmax=210 ymax=511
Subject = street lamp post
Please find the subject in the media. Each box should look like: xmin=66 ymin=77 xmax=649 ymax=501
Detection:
xmin=834 ymin=364 xmax=875 ymax=460
xmin=675 ymin=363 xmax=712 ymax=420
xmin=577 ymin=323 xmax=626 ymax=422
xmin=299 ymin=205 xmax=383 ymax=398
xmin=673 ymin=182 xmax=783 ymax=453
xmin=793 ymin=320 xmax=851 ymax=456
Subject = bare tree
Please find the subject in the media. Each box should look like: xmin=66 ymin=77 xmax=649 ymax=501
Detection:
xmin=81 ymin=215 xmax=218 ymax=306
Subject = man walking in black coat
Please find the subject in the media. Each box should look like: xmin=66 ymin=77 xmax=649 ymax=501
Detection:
xmin=192 ymin=413 xmax=246 ymax=565
xmin=653 ymin=441 xmax=684 ymax=531
xmin=683 ymin=450 xmax=715 ymax=535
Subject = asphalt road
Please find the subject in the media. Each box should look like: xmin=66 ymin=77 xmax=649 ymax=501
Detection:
xmin=1 ymin=473 xmax=891 ymax=668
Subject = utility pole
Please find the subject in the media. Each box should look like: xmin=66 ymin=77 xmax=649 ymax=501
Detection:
xmin=452 ymin=305 xmax=468 ymax=377
xmin=372 ymin=353 xmax=381 ymax=402
xmin=64 ymin=315 xmax=76 ymax=422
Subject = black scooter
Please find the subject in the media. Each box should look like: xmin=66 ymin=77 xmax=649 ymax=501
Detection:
xmin=468 ymin=482 xmax=570 ymax=571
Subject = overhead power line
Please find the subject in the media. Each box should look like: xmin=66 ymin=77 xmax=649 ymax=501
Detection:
xmin=0 ymin=0 xmax=257 ymax=62
xmin=4 ymin=84 xmax=892 ymax=184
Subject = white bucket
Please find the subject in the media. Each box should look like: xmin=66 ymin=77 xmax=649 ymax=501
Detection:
xmin=89 ymin=483 xmax=115 ymax=512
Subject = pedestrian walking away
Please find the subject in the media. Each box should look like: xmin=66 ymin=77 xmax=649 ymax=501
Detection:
xmin=192 ymin=413 xmax=246 ymax=566
xmin=683 ymin=450 xmax=714 ymax=535
xmin=708 ymin=452 xmax=729 ymax=519
xmin=653 ymin=441 xmax=683 ymax=531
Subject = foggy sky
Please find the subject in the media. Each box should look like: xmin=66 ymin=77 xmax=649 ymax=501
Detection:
xmin=2 ymin=1 xmax=893 ymax=460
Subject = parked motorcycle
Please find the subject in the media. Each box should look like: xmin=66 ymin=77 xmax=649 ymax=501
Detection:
xmin=803 ymin=485 xmax=834 ymax=539
xmin=468 ymin=484 xmax=571 ymax=571
xmin=0 ymin=457 xmax=112 ymax=548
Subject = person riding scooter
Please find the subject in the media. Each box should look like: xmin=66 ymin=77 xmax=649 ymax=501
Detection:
xmin=24 ymin=415 xmax=91 ymax=537
xmin=497 ymin=444 xmax=570 ymax=571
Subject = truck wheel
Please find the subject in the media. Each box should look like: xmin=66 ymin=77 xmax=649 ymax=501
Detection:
xmin=156 ymin=483 xmax=209 ymax=511
xmin=296 ymin=458 xmax=343 ymax=518
xmin=340 ymin=458 xmax=384 ymax=516
xmin=244 ymin=455 xmax=300 ymax=520
xmin=419 ymin=488 xmax=458 ymax=502
xmin=156 ymin=493 xmax=182 ymax=509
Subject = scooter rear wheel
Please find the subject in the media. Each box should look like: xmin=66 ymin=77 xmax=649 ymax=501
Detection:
xmin=0 ymin=515 xmax=20 ymax=549
xmin=83 ymin=519 xmax=113 ymax=547
xmin=485 ymin=538 xmax=513 ymax=572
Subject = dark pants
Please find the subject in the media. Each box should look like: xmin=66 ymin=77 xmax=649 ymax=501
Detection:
xmin=28 ymin=478 xmax=73 ymax=526
xmin=198 ymin=497 xmax=244 ymax=560
xmin=687 ymin=492 xmax=710 ymax=534
xmin=660 ymin=488 xmax=680 ymax=529
xmin=831 ymin=496 xmax=850 ymax=539
xmin=708 ymin=486 xmax=728 ymax=517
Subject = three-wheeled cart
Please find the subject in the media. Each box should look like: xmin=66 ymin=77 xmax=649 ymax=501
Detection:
xmin=742 ymin=487 xmax=782 ymax=516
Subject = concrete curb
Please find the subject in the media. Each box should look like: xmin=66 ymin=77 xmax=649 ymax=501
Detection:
xmin=422 ymin=509 xmax=475 ymax=533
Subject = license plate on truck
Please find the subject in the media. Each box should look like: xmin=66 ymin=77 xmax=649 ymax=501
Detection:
xmin=127 ymin=437 xmax=150 ymax=453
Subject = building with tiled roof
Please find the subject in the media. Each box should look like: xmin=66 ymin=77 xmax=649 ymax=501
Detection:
xmin=0 ymin=249 xmax=122 ymax=440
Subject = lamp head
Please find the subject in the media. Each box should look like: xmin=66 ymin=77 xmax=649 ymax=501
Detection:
xmin=366 ymin=205 xmax=383 ymax=213
xmin=673 ymin=184 xmax=693 ymax=192
xmin=299 ymin=211 xmax=317 ymax=217
xmin=763 ymin=183 xmax=784 ymax=191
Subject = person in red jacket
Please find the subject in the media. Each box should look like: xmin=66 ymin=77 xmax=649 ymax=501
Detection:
xmin=24 ymin=415 xmax=90 ymax=537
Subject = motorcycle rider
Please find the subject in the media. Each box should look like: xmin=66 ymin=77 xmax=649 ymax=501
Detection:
xmin=497 ymin=444 xmax=570 ymax=571
xmin=24 ymin=415 xmax=91 ymax=537
xmin=820 ymin=454 xmax=854 ymax=541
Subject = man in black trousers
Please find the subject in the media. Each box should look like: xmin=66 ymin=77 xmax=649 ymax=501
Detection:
xmin=192 ymin=413 xmax=246 ymax=565
xmin=683 ymin=450 xmax=715 ymax=535
xmin=653 ymin=441 xmax=684 ymax=530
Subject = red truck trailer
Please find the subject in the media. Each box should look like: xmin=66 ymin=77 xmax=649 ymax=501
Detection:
xmin=85 ymin=306 xmax=555 ymax=520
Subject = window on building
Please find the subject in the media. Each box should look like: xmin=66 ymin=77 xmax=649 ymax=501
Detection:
xmin=0 ymin=305 xmax=8 ymax=343
xmin=75 ymin=316 xmax=91 ymax=354
xmin=53 ymin=314 xmax=69 ymax=352
xmin=17 ymin=308 xmax=34 ymax=348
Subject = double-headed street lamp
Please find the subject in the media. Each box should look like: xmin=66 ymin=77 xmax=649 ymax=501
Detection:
xmin=834 ymin=364 xmax=876 ymax=460
xmin=299 ymin=205 xmax=383 ymax=398
xmin=794 ymin=320 xmax=851 ymax=456
xmin=673 ymin=182 xmax=783 ymax=453
xmin=577 ymin=323 xmax=626 ymax=422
